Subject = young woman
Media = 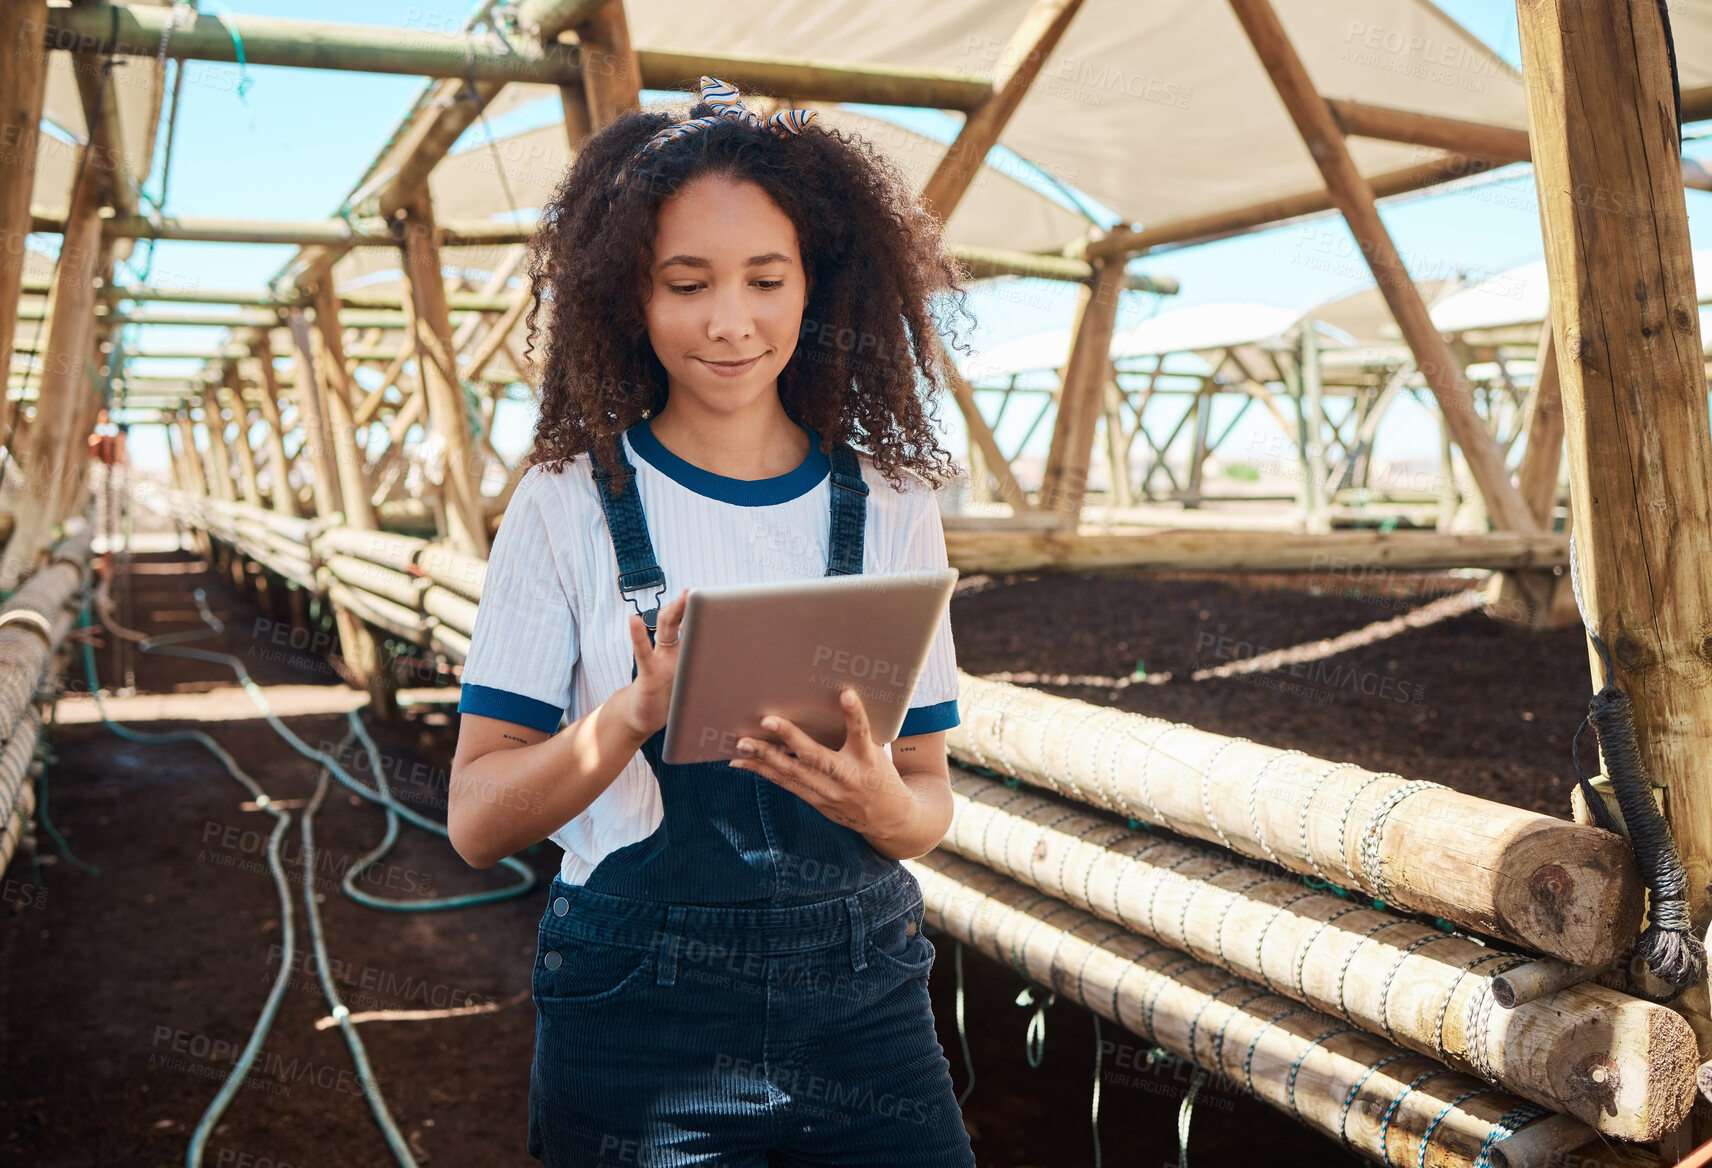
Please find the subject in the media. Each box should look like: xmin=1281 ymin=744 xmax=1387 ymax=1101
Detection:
xmin=447 ymin=78 xmax=979 ymax=1166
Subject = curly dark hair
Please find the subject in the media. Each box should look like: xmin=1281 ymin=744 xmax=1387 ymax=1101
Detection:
xmin=520 ymin=95 xmax=975 ymax=493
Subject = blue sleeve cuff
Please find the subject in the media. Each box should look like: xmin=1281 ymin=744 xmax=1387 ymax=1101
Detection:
xmin=896 ymin=699 xmax=960 ymax=739
xmin=457 ymin=683 xmax=564 ymax=735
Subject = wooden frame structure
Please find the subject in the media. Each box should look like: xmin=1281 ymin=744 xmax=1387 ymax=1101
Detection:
xmin=5 ymin=0 xmax=1712 ymax=1159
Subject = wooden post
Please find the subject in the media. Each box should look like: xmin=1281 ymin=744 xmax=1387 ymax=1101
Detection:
xmin=0 ymin=0 xmax=49 ymax=452
xmin=574 ymin=2 xmax=641 ymax=127
xmin=1039 ymin=256 xmax=1125 ymax=526
xmin=1490 ymin=322 xmax=1575 ymax=626
xmin=220 ymin=362 xmax=262 ymax=505
xmin=1102 ymin=373 xmax=1132 ymax=511
xmin=399 ymin=191 xmax=489 ymax=557
xmin=283 ymin=310 xmax=344 ymax=521
xmin=1226 ymin=0 xmax=1536 ymax=534
xmin=309 ymin=283 xmax=377 ymax=530
xmin=196 ymin=394 xmax=236 ymax=503
xmin=1299 ymin=323 xmax=1330 ymax=533
xmin=1516 ymin=0 xmax=1712 ymax=935
xmin=250 ymin=335 xmax=301 ymax=518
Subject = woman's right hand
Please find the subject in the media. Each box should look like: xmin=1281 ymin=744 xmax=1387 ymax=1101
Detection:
xmin=616 ymin=589 xmax=689 ymax=739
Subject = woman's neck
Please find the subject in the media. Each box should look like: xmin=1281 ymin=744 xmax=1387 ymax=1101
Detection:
xmin=646 ymin=398 xmax=809 ymax=481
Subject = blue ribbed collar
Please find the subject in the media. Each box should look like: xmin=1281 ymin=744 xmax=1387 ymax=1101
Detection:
xmin=624 ymin=416 xmax=829 ymax=506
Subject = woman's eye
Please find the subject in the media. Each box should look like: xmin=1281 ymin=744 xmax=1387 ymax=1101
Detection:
xmin=666 ymin=280 xmax=785 ymax=294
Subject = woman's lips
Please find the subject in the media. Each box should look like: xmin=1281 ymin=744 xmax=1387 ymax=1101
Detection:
xmin=697 ymin=354 xmax=763 ymax=376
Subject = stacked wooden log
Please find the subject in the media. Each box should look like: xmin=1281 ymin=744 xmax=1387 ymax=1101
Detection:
xmin=0 ymin=528 xmax=95 ymax=871
xmin=910 ymin=852 xmax=1599 ymax=1168
xmin=931 ymin=674 xmax=1690 ymax=1156
xmin=940 ymin=769 xmax=1695 ymax=1140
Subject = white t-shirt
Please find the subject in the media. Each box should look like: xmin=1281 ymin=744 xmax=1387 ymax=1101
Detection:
xmin=456 ymin=417 xmax=962 ymax=886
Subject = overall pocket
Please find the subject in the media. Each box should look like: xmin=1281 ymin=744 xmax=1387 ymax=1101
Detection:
xmin=865 ymin=902 xmax=934 ymax=976
xmin=532 ymin=927 xmax=655 ymax=1010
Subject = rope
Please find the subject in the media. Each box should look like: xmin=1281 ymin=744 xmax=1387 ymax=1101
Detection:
xmin=1015 ymin=982 xmax=1055 ymax=1068
xmin=1567 ymin=535 xmax=1707 ymax=1000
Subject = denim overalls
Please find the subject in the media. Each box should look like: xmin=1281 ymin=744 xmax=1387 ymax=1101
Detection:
xmin=526 ymin=431 xmax=976 ymax=1167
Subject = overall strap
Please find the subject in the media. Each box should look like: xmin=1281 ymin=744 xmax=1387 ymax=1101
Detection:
xmin=589 ymin=438 xmax=667 ymax=634
xmin=824 ymin=442 xmax=868 ymax=576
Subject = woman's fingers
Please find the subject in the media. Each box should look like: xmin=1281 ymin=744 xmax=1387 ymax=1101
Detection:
xmin=656 ymin=589 xmax=689 ymax=647
xmin=838 ymin=687 xmax=875 ymax=753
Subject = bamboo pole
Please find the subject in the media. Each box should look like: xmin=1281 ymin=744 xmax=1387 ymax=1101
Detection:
xmin=0 ymin=0 xmax=49 ymax=452
xmin=250 ymin=336 xmax=300 ymax=518
xmin=1514 ymin=0 xmax=1712 ymax=930
xmin=909 ymin=851 xmax=1597 ymax=1168
xmin=946 ymin=673 xmax=1642 ymax=965
xmin=1225 ymin=0 xmax=1535 ymax=535
xmin=942 ymin=768 xmax=1697 ymax=1139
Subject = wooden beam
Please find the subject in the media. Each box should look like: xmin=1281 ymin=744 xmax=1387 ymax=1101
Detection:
xmin=1226 ymin=0 xmax=1536 ymax=534
xmin=1082 ymin=155 xmax=1510 ymax=263
xmin=1326 ymin=99 xmax=1530 ymax=163
xmin=195 ymin=392 xmax=236 ymax=503
xmin=574 ymin=1 xmax=641 ymax=128
xmin=44 ymin=6 xmax=585 ymax=85
xmin=250 ymin=335 xmax=300 ymax=518
xmin=284 ymin=309 xmax=344 ymax=519
xmin=1039 ymin=255 xmax=1126 ymax=525
xmin=400 ymin=190 xmax=488 ymax=557
xmin=920 ymin=0 xmax=1085 ymax=222
xmin=1516 ymin=0 xmax=1712 ymax=934
xmin=278 ymin=0 xmax=604 ymax=300
xmin=1326 ymin=98 xmax=1709 ymax=191
xmin=0 ymin=0 xmax=49 ymax=453
xmin=66 ymin=7 xmax=139 ymax=217
xmin=942 ymin=527 xmax=1568 ymax=576
xmin=310 ymin=283 xmax=378 ymax=530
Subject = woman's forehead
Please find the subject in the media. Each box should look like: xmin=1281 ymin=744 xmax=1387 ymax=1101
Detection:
xmin=653 ymin=176 xmax=799 ymax=262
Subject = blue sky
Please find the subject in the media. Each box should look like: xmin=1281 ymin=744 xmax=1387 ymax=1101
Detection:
xmin=52 ymin=1 xmax=1710 ymax=474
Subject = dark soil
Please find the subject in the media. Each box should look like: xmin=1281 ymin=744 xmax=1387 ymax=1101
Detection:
xmin=0 ymin=524 xmax=1598 ymax=1167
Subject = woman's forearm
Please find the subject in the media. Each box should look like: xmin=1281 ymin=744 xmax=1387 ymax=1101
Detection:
xmin=449 ymin=688 xmax=649 ymax=868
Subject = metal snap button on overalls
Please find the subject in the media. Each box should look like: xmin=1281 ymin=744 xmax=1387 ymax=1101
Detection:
xmin=553 ymin=896 xmax=570 ymax=916
xmin=543 ymin=950 xmax=563 ymax=970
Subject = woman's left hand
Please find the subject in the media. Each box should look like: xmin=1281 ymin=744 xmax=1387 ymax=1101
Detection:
xmin=728 ymin=687 xmax=915 ymax=838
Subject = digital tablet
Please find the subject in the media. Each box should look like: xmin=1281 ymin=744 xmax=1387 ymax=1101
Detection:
xmin=660 ymin=567 xmax=959 ymax=765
